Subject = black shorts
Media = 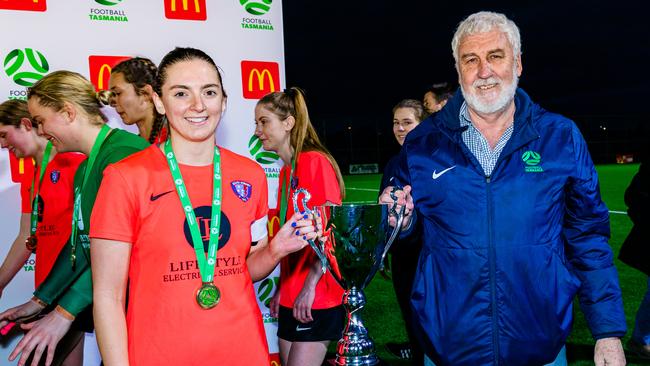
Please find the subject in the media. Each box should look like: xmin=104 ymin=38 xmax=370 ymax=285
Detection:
xmin=277 ymin=305 xmax=345 ymax=342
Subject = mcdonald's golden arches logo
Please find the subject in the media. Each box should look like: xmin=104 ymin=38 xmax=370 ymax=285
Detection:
xmin=0 ymin=0 xmax=47 ymax=12
xmin=267 ymin=214 xmax=281 ymax=238
xmin=164 ymin=0 xmax=206 ymax=21
xmin=88 ymin=55 xmax=131 ymax=91
xmin=241 ymin=60 xmax=280 ymax=99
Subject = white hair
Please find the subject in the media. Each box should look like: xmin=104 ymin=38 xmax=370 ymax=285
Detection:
xmin=451 ymin=11 xmax=521 ymax=65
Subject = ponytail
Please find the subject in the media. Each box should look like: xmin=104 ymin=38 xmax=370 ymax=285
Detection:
xmin=258 ymin=88 xmax=345 ymax=199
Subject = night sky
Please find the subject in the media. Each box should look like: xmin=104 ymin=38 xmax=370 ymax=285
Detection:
xmin=282 ymin=0 xmax=649 ymax=167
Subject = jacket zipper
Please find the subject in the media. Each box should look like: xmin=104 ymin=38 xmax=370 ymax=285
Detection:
xmin=486 ymin=175 xmax=500 ymax=364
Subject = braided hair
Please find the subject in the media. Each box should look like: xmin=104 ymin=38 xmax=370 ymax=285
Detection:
xmin=112 ymin=57 xmax=165 ymax=143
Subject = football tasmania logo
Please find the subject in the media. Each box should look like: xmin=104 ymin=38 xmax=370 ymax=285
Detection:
xmin=4 ymin=48 xmax=49 ymax=87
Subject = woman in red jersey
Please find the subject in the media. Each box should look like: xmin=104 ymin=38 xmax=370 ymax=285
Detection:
xmin=0 ymin=99 xmax=86 ymax=366
xmin=254 ymin=87 xmax=345 ymax=366
xmin=90 ymin=47 xmax=317 ymax=366
xmin=109 ymin=57 xmax=168 ymax=144
xmin=0 ymin=99 xmax=86 ymax=289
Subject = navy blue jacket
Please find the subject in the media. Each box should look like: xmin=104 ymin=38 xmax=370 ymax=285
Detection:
xmin=391 ymin=89 xmax=626 ymax=365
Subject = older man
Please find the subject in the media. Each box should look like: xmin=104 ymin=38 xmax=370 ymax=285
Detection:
xmin=381 ymin=11 xmax=627 ymax=366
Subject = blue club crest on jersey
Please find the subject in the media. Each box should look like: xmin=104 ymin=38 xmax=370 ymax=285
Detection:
xmin=50 ymin=170 xmax=60 ymax=184
xmin=231 ymin=180 xmax=252 ymax=202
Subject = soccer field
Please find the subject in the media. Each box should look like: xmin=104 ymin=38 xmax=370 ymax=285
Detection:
xmin=341 ymin=164 xmax=649 ymax=365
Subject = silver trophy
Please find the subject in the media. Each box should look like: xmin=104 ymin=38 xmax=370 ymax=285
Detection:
xmin=293 ymin=188 xmax=404 ymax=366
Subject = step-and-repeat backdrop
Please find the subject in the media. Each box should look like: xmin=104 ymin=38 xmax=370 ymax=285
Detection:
xmin=0 ymin=1 xmax=285 ymax=364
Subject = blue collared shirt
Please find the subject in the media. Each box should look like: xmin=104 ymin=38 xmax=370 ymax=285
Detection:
xmin=459 ymin=102 xmax=514 ymax=177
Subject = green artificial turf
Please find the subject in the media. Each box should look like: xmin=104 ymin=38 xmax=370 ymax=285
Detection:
xmin=336 ymin=164 xmax=649 ymax=365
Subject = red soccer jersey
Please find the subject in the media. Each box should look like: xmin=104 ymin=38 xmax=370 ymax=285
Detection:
xmin=33 ymin=153 xmax=85 ymax=287
xmin=90 ymin=145 xmax=270 ymax=366
xmin=276 ymin=151 xmax=344 ymax=309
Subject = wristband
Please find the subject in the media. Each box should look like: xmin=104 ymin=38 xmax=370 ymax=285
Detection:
xmin=54 ymin=305 xmax=75 ymax=321
xmin=30 ymin=296 xmax=47 ymax=308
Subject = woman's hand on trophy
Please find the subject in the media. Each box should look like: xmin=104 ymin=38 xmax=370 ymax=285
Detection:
xmin=270 ymin=212 xmax=318 ymax=259
xmin=379 ymin=185 xmax=414 ymax=229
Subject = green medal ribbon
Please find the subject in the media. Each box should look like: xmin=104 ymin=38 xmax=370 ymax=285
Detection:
xmin=163 ymin=138 xmax=222 ymax=309
xmin=70 ymin=124 xmax=112 ymax=267
xmin=278 ymin=158 xmax=296 ymax=226
xmin=26 ymin=141 xmax=53 ymax=251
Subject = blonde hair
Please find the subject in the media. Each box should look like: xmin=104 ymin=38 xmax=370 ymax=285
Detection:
xmin=257 ymin=87 xmax=345 ymax=199
xmin=28 ymin=70 xmax=108 ymax=124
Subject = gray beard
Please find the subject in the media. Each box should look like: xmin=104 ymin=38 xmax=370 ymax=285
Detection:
xmin=461 ymin=67 xmax=519 ymax=114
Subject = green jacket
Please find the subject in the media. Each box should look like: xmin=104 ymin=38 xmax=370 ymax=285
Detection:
xmin=34 ymin=129 xmax=149 ymax=317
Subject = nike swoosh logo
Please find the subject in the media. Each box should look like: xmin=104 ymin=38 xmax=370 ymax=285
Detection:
xmin=432 ymin=166 xmax=456 ymax=180
xmin=296 ymin=326 xmax=312 ymax=331
xmin=150 ymin=190 xmax=174 ymax=201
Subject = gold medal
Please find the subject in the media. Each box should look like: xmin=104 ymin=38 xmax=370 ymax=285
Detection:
xmin=25 ymin=235 xmax=37 ymax=252
xmin=196 ymin=282 xmax=220 ymax=309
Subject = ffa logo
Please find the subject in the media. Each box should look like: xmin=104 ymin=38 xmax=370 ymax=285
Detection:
xmin=231 ymin=180 xmax=252 ymax=202
xmin=522 ymin=150 xmax=544 ymax=173
xmin=95 ymin=0 xmax=122 ymax=5
xmin=256 ymin=276 xmax=279 ymax=308
xmin=50 ymin=170 xmax=60 ymax=184
xmin=183 ymin=206 xmax=231 ymax=250
xmin=4 ymin=48 xmax=50 ymax=87
xmin=247 ymin=135 xmax=279 ymax=164
xmin=240 ymin=0 xmax=272 ymax=16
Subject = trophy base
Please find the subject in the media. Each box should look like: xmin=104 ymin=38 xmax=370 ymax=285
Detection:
xmin=334 ymin=354 xmax=379 ymax=366
xmin=334 ymin=287 xmax=379 ymax=366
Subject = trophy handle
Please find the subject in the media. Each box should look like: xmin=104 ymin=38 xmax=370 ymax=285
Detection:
xmin=380 ymin=204 xmax=405 ymax=264
xmin=362 ymin=188 xmax=406 ymax=289
xmin=292 ymin=188 xmax=329 ymax=274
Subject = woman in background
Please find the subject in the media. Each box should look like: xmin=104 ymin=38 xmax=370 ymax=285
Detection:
xmin=255 ymin=87 xmax=345 ymax=366
xmin=422 ymin=82 xmax=454 ymax=116
xmin=110 ymin=57 xmax=167 ymax=144
xmin=381 ymin=99 xmax=426 ymax=364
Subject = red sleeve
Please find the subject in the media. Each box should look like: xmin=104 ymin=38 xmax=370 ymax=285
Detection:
xmin=20 ymin=178 xmax=32 ymax=213
xmin=89 ymin=164 xmax=138 ymax=244
xmin=299 ymin=152 xmax=342 ymax=209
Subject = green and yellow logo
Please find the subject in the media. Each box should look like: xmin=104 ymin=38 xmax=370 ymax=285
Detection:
xmin=90 ymin=0 xmax=128 ymax=22
xmin=240 ymin=0 xmax=271 ymax=15
xmin=248 ymin=135 xmax=280 ymax=164
xmin=95 ymin=0 xmax=122 ymax=5
xmin=240 ymin=0 xmax=273 ymax=30
xmin=4 ymin=48 xmax=49 ymax=87
xmin=522 ymin=150 xmax=544 ymax=173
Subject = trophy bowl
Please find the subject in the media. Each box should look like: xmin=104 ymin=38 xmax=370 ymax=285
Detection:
xmin=294 ymin=189 xmax=404 ymax=366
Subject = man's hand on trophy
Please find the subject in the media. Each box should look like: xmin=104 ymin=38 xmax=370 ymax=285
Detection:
xmin=271 ymin=212 xmax=318 ymax=259
xmin=379 ymin=185 xmax=414 ymax=229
